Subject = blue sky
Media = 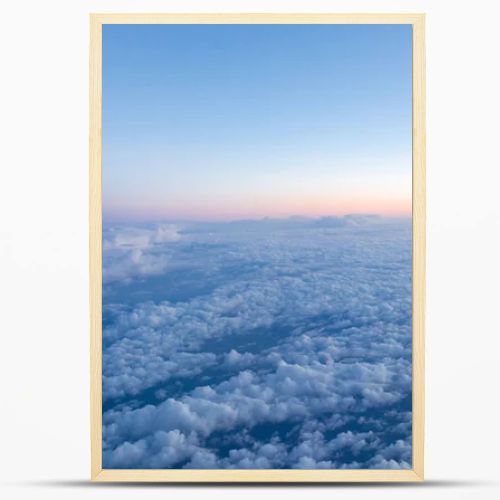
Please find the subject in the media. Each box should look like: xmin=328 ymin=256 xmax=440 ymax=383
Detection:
xmin=103 ymin=24 xmax=412 ymax=222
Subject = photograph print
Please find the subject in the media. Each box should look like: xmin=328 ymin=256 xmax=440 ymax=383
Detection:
xmin=98 ymin=21 xmax=421 ymax=472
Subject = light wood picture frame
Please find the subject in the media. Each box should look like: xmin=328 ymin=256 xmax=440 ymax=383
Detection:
xmin=90 ymin=13 xmax=425 ymax=483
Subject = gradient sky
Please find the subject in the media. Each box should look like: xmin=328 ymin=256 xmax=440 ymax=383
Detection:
xmin=103 ymin=24 xmax=412 ymax=222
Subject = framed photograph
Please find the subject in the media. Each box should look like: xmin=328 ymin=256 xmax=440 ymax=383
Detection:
xmin=90 ymin=13 xmax=425 ymax=482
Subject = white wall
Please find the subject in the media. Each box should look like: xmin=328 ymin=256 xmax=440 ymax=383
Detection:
xmin=1 ymin=1 xmax=499 ymax=499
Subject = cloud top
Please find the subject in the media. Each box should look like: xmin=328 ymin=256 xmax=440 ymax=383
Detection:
xmin=102 ymin=216 xmax=412 ymax=469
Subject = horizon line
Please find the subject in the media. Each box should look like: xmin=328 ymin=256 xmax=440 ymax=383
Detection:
xmin=102 ymin=212 xmax=412 ymax=225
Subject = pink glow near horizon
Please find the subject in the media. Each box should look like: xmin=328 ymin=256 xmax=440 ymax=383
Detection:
xmin=104 ymin=195 xmax=412 ymax=223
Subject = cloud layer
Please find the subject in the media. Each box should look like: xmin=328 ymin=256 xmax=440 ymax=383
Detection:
xmin=102 ymin=217 xmax=412 ymax=469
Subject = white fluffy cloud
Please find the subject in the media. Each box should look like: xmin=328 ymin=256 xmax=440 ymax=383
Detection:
xmin=102 ymin=217 xmax=412 ymax=469
xmin=102 ymin=224 xmax=181 ymax=284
